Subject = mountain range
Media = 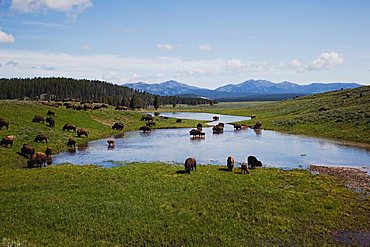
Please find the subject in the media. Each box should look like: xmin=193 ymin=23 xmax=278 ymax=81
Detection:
xmin=124 ymin=80 xmax=361 ymax=100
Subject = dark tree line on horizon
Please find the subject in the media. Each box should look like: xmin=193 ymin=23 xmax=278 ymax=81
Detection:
xmin=0 ymin=77 xmax=212 ymax=108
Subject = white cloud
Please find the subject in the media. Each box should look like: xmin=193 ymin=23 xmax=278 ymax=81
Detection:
xmin=11 ymin=0 xmax=92 ymax=18
xmin=306 ymin=52 xmax=344 ymax=71
xmin=198 ymin=44 xmax=212 ymax=52
xmin=157 ymin=43 xmax=174 ymax=51
xmin=0 ymin=30 xmax=15 ymax=44
xmin=23 ymin=21 xmax=68 ymax=28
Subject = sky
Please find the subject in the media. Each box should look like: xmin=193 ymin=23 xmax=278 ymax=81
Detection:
xmin=0 ymin=0 xmax=369 ymax=89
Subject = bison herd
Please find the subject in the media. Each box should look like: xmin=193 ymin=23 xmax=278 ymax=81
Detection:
xmin=184 ymin=155 xmax=262 ymax=174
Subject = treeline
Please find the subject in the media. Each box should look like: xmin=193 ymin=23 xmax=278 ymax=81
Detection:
xmin=0 ymin=77 xmax=211 ymax=108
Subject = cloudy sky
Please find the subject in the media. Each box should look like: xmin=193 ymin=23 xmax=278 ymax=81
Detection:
xmin=0 ymin=0 xmax=369 ymax=88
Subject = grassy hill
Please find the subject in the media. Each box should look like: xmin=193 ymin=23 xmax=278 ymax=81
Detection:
xmin=0 ymin=101 xmax=201 ymax=169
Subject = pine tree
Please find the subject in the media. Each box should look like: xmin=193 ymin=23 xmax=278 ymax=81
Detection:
xmin=154 ymin=95 xmax=160 ymax=110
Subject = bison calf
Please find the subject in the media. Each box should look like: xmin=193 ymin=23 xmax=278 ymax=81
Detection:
xmin=184 ymin=157 xmax=196 ymax=174
xmin=227 ymin=156 xmax=235 ymax=172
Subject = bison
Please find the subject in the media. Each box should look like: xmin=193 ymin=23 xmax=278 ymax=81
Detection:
xmin=154 ymin=112 xmax=160 ymax=117
xmin=248 ymin=156 xmax=262 ymax=169
xmin=232 ymin=124 xmax=242 ymax=130
xmin=77 ymin=128 xmax=88 ymax=137
xmin=47 ymin=110 xmax=55 ymax=116
xmin=107 ymin=140 xmax=115 ymax=148
xmin=251 ymin=122 xmax=262 ymax=130
xmin=46 ymin=117 xmax=55 ymax=128
xmin=115 ymin=106 xmax=128 ymax=111
xmin=251 ymin=115 xmax=256 ymax=119
xmin=189 ymin=129 xmax=205 ymax=138
xmin=139 ymin=126 xmax=151 ymax=133
xmin=227 ymin=156 xmax=235 ymax=172
xmin=32 ymin=115 xmax=45 ymax=123
xmin=45 ymin=147 xmax=52 ymax=157
xmin=176 ymin=119 xmax=182 ymax=123
xmin=0 ymin=119 xmax=9 ymax=129
xmin=28 ymin=152 xmax=52 ymax=168
xmin=217 ymin=122 xmax=225 ymax=128
xmin=241 ymin=163 xmax=250 ymax=174
xmin=20 ymin=144 xmax=35 ymax=158
xmin=1 ymin=135 xmax=14 ymax=147
xmin=67 ymin=138 xmax=76 ymax=147
xmin=213 ymin=116 xmax=219 ymax=121
xmin=63 ymin=124 xmax=76 ymax=132
xmin=112 ymin=122 xmax=124 ymax=130
xmin=35 ymin=134 xmax=48 ymax=143
xmin=184 ymin=157 xmax=196 ymax=174
xmin=212 ymin=125 xmax=224 ymax=134
xmin=196 ymin=123 xmax=203 ymax=130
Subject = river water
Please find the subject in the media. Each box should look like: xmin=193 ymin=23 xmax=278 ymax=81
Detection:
xmin=53 ymin=112 xmax=370 ymax=170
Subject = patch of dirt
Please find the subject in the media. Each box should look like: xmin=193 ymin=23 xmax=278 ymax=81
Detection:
xmin=332 ymin=230 xmax=370 ymax=247
xmin=309 ymin=165 xmax=370 ymax=193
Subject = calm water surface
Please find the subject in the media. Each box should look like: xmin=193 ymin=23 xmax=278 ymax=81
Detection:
xmin=53 ymin=112 xmax=370 ymax=170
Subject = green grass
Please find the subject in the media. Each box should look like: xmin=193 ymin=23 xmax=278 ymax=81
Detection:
xmin=0 ymin=163 xmax=369 ymax=246
xmin=0 ymin=101 xmax=204 ymax=169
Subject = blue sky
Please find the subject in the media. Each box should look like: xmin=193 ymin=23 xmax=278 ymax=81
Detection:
xmin=0 ymin=0 xmax=369 ymax=88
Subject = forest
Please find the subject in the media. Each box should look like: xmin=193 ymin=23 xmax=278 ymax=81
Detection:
xmin=0 ymin=77 xmax=212 ymax=108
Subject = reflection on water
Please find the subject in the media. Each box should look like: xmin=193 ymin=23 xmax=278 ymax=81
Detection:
xmin=53 ymin=112 xmax=370 ymax=169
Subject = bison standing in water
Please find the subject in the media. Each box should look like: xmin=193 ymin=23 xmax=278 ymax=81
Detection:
xmin=196 ymin=123 xmax=203 ymax=130
xmin=0 ymin=119 xmax=9 ymax=129
xmin=227 ymin=156 xmax=235 ymax=172
xmin=67 ymin=138 xmax=76 ymax=147
xmin=232 ymin=124 xmax=242 ymax=130
xmin=32 ymin=115 xmax=45 ymax=123
xmin=46 ymin=117 xmax=55 ymax=128
xmin=77 ymin=128 xmax=88 ymax=137
xmin=35 ymin=134 xmax=48 ymax=143
xmin=189 ymin=128 xmax=205 ymax=138
xmin=184 ymin=157 xmax=196 ymax=174
xmin=212 ymin=125 xmax=223 ymax=134
xmin=1 ymin=135 xmax=14 ymax=147
xmin=139 ymin=126 xmax=151 ymax=133
xmin=112 ymin=122 xmax=124 ymax=130
xmin=28 ymin=152 xmax=52 ymax=168
xmin=107 ymin=140 xmax=115 ymax=148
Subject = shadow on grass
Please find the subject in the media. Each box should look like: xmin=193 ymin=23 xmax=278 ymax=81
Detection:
xmin=176 ymin=170 xmax=189 ymax=174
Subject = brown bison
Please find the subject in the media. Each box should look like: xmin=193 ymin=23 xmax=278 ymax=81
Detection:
xmin=141 ymin=115 xmax=153 ymax=121
xmin=28 ymin=152 xmax=52 ymax=168
xmin=35 ymin=134 xmax=48 ymax=143
xmin=146 ymin=121 xmax=156 ymax=127
xmin=232 ymin=124 xmax=242 ymax=130
xmin=196 ymin=123 xmax=203 ymax=130
xmin=115 ymin=106 xmax=128 ymax=111
xmin=1 ymin=135 xmax=14 ymax=147
xmin=176 ymin=119 xmax=182 ymax=123
xmin=77 ymin=128 xmax=88 ymax=137
xmin=217 ymin=122 xmax=225 ymax=127
xmin=107 ymin=140 xmax=115 ymax=148
xmin=67 ymin=138 xmax=76 ymax=147
xmin=101 ymin=104 xmax=108 ymax=108
xmin=112 ymin=122 xmax=124 ymax=130
xmin=0 ymin=119 xmax=9 ymax=129
xmin=45 ymin=147 xmax=52 ymax=157
xmin=46 ymin=117 xmax=55 ymax=128
xmin=63 ymin=124 xmax=76 ymax=132
xmin=184 ymin=157 xmax=196 ymax=174
xmin=251 ymin=122 xmax=262 ymax=130
xmin=248 ymin=156 xmax=262 ymax=169
xmin=251 ymin=115 xmax=256 ymax=119
xmin=20 ymin=144 xmax=35 ymax=158
xmin=32 ymin=115 xmax=45 ymax=123
xmin=47 ymin=110 xmax=55 ymax=116
xmin=227 ymin=156 xmax=235 ymax=172
xmin=139 ymin=126 xmax=151 ymax=132
xmin=212 ymin=125 xmax=224 ymax=134
xmin=241 ymin=163 xmax=250 ymax=174
xmin=189 ymin=129 xmax=205 ymax=137
xmin=213 ymin=116 xmax=219 ymax=121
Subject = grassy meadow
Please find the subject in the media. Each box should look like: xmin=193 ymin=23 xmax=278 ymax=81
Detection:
xmin=0 ymin=87 xmax=369 ymax=246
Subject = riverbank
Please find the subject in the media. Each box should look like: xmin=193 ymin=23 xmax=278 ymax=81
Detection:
xmin=0 ymin=163 xmax=369 ymax=246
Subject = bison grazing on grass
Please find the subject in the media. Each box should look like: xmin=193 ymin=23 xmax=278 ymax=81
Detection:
xmin=139 ymin=126 xmax=151 ymax=133
xmin=46 ymin=117 xmax=55 ymax=128
xmin=63 ymin=124 xmax=76 ymax=132
xmin=32 ymin=115 xmax=45 ymax=123
xmin=67 ymin=138 xmax=76 ymax=147
xmin=241 ymin=163 xmax=250 ymax=174
xmin=1 ymin=135 xmax=14 ymax=147
xmin=227 ymin=156 xmax=235 ymax=172
xmin=112 ymin=122 xmax=124 ymax=130
xmin=176 ymin=119 xmax=182 ymax=123
xmin=20 ymin=144 xmax=35 ymax=158
xmin=47 ymin=110 xmax=55 ymax=116
xmin=146 ymin=121 xmax=155 ymax=127
xmin=77 ymin=129 xmax=88 ymax=137
xmin=184 ymin=157 xmax=196 ymax=174
xmin=0 ymin=119 xmax=9 ymax=129
xmin=28 ymin=152 xmax=52 ymax=168
xmin=35 ymin=134 xmax=48 ymax=143
xmin=247 ymin=156 xmax=262 ymax=169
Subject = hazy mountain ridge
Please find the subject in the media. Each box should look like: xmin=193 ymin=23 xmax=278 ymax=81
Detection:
xmin=124 ymin=80 xmax=362 ymax=99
